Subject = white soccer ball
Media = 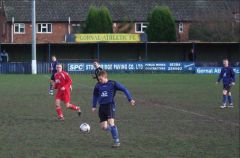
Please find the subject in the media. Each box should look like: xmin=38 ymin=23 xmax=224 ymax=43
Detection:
xmin=80 ymin=123 xmax=90 ymax=133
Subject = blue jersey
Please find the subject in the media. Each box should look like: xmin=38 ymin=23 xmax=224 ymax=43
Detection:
xmin=217 ymin=67 xmax=235 ymax=85
xmin=92 ymin=80 xmax=132 ymax=107
xmin=50 ymin=61 xmax=58 ymax=74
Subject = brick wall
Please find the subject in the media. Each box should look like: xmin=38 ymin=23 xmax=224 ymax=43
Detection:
xmin=3 ymin=23 xmax=68 ymax=43
xmin=0 ymin=4 xmax=6 ymax=43
xmin=177 ymin=22 xmax=190 ymax=42
xmin=0 ymin=21 xmax=191 ymax=43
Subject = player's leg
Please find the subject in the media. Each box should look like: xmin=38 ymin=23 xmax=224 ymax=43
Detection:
xmin=108 ymin=118 xmax=120 ymax=147
xmin=227 ymin=91 xmax=234 ymax=108
xmin=65 ymin=102 xmax=81 ymax=111
xmin=49 ymin=75 xmax=55 ymax=95
xmin=100 ymin=121 xmax=111 ymax=131
xmin=107 ymin=104 xmax=120 ymax=147
xmin=220 ymin=88 xmax=228 ymax=109
xmin=49 ymin=80 xmax=54 ymax=95
xmin=98 ymin=104 xmax=119 ymax=147
xmin=64 ymin=91 xmax=81 ymax=116
xmin=55 ymin=99 xmax=64 ymax=120
xmin=99 ymin=106 xmax=111 ymax=131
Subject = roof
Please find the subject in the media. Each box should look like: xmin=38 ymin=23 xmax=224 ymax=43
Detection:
xmin=2 ymin=0 xmax=239 ymax=22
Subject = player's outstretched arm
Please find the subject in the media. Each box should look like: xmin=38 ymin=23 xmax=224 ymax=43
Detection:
xmin=130 ymin=100 xmax=136 ymax=106
xmin=231 ymin=68 xmax=236 ymax=85
xmin=64 ymin=73 xmax=72 ymax=89
xmin=115 ymin=82 xmax=135 ymax=104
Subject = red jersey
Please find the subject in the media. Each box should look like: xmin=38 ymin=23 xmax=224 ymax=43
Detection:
xmin=54 ymin=71 xmax=72 ymax=90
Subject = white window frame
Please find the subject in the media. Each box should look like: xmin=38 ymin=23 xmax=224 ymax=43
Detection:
xmin=14 ymin=23 xmax=25 ymax=34
xmin=72 ymin=23 xmax=81 ymax=27
xmin=179 ymin=22 xmax=184 ymax=33
xmin=135 ymin=22 xmax=148 ymax=33
xmin=71 ymin=23 xmax=82 ymax=33
xmin=37 ymin=23 xmax=52 ymax=33
xmin=234 ymin=13 xmax=240 ymax=23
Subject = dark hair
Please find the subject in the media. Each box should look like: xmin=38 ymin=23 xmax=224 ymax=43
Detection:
xmin=93 ymin=60 xmax=99 ymax=64
xmin=98 ymin=70 xmax=107 ymax=77
xmin=223 ymin=58 xmax=229 ymax=61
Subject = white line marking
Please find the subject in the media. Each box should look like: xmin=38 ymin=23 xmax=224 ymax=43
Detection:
xmin=43 ymin=75 xmax=239 ymax=127
xmin=156 ymin=104 xmax=239 ymax=127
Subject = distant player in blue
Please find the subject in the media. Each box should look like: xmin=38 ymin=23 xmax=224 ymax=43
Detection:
xmin=49 ymin=55 xmax=58 ymax=95
xmin=92 ymin=61 xmax=103 ymax=82
xmin=216 ymin=58 xmax=235 ymax=108
xmin=92 ymin=70 xmax=135 ymax=148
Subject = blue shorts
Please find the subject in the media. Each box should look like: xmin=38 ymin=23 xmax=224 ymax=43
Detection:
xmin=98 ymin=104 xmax=115 ymax=122
xmin=50 ymin=74 xmax=55 ymax=81
xmin=50 ymin=73 xmax=56 ymax=81
xmin=223 ymin=84 xmax=231 ymax=92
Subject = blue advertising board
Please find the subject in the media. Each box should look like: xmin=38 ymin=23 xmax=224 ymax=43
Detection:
xmin=67 ymin=62 xmax=195 ymax=72
xmin=1 ymin=62 xmax=239 ymax=74
xmin=196 ymin=67 xmax=240 ymax=74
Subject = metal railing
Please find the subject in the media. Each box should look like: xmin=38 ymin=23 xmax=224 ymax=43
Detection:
xmin=0 ymin=62 xmax=31 ymax=74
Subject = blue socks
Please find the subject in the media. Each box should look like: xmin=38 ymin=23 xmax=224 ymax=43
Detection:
xmin=223 ymin=95 xmax=227 ymax=105
xmin=110 ymin=125 xmax=119 ymax=143
xmin=50 ymin=83 xmax=53 ymax=90
xmin=223 ymin=94 xmax=233 ymax=105
xmin=104 ymin=126 xmax=111 ymax=132
xmin=104 ymin=125 xmax=120 ymax=143
xmin=228 ymin=95 xmax=233 ymax=104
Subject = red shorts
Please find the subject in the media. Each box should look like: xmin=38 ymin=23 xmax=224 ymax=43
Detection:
xmin=55 ymin=89 xmax=71 ymax=103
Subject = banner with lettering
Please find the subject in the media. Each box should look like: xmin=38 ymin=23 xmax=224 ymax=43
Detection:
xmin=67 ymin=62 xmax=196 ymax=72
xmin=195 ymin=67 xmax=240 ymax=74
xmin=66 ymin=34 xmax=147 ymax=43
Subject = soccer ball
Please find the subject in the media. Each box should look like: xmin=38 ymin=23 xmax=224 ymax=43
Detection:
xmin=80 ymin=123 xmax=90 ymax=133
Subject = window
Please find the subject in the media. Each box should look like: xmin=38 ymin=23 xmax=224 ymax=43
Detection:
xmin=135 ymin=23 xmax=148 ymax=33
xmin=14 ymin=23 xmax=25 ymax=34
xmin=234 ymin=13 xmax=240 ymax=23
xmin=71 ymin=23 xmax=82 ymax=33
xmin=179 ymin=22 xmax=184 ymax=33
xmin=37 ymin=23 xmax=52 ymax=33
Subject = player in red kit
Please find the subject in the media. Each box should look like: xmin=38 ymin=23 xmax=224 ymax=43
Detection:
xmin=53 ymin=63 xmax=81 ymax=120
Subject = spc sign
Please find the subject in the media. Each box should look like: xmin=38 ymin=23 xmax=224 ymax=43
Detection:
xmin=68 ymin=63 xmax=85 ymax=71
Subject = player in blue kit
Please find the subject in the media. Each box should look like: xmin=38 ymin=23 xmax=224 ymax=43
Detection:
xmin=216 ymin=58 xmax=236 ymax=109
xmin=92 ymin=70 xmax=135 ymax=148
xmin=49 ymin=56 xmax=59 ymax=95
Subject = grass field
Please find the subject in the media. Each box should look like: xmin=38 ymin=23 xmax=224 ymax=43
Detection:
xmin=0 ymin=74 xmax=239 ymax=158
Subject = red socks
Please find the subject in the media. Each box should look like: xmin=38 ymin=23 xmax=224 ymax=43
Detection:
xmin=68 ymin=104 xmax=80 ymax=111
xmin=56 ymin=104 xmax=80 ymax=119
xmin=56 ymin=106 xmax=63 ymax=118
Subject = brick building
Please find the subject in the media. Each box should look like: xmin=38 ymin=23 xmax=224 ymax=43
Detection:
xmin=0 ymin=0 xmax=238 ymax=43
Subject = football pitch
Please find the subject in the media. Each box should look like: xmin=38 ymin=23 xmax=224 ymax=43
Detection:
xmin=0 ymin=74 xmax=239 ymax=158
